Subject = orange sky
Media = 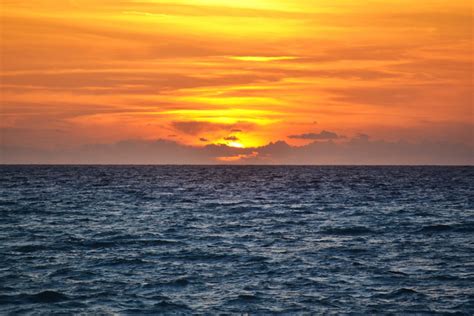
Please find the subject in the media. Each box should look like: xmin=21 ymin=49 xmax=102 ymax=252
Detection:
xmin=1 ymin=0 xmax=473 ymax=152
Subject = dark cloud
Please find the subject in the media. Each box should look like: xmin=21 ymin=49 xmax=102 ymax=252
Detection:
xmin=199 ymin=138 xmax=209 ymax=142
xmin=172 ymin=121 xmax=225 ymax=135
xmin=288 ymin=130 xmax=340 ymax=140
xmin=224 ymin=136 xmax=239 ymax=141
xmin=170 ymin=121 xmax=256 ymax=137
xmin=355 ymin=133 xmax=370 ymax=141
xmin=2 ymin=137 xmax=472 ymax=165
xmin=171 ymin=121 xmax=255 ymax=136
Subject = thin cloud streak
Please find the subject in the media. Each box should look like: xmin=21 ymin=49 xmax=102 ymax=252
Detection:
xmin=288 ymin=130 xmax=341 ymax=140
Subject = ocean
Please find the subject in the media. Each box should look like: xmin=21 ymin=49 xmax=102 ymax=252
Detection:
xmin=0 ymin=166 xmax=473 ymax=314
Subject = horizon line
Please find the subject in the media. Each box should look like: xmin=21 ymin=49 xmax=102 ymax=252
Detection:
xmin=1 ymin=164 xmax=472 ymax=167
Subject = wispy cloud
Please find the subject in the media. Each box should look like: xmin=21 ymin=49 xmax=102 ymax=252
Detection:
xmin=288 ymin=130 xmax=341 ymax=140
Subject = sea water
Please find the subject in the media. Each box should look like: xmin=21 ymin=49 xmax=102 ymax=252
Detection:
xmin=0 ymin=166 xmax=473 ymax=314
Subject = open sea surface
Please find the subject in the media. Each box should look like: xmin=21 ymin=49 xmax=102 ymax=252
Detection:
xmin=0 ymin=166 xmax=473 ymax=315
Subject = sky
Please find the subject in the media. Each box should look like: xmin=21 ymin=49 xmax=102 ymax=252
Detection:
xmin=1 ymin=0 xmax=473 ymax=164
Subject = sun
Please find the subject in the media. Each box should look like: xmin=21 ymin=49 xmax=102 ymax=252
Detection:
xmin=227 ymin=141 xmax=245 ymax=148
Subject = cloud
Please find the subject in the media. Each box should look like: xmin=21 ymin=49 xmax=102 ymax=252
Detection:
xmin=224 ymin=136 xmax=239 ymax=141
xmin=199 ymin=137 xmax=208 ymax=142
xmin=288 ymin=130 xmax=340 ymax=140
xmin=2 ymin=137 xmax=472 ymax=165
xmin=355 ymin=133 xmax=370 ymax=141
xmin=327 ymin=86 xmax=421 ymax=107
xmin=217 ymin=151 xmax=258 ymax=162
xmin=171 ymin=121 xmax=226 ymax=135
xmin=0 ymin=71 xmax=281 ymax=95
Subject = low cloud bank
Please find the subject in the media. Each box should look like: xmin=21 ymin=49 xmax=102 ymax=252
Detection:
xmin=1 ymin=137 xmax=472 ymax=165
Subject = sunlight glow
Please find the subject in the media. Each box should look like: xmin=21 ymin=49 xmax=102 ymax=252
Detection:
xmin=159 ymin=109 xmax=281 ymax=125
xmin=226 ymin=141 xmax=245 ymax=148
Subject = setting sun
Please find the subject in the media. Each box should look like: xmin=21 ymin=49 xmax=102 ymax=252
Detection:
xmin=226 ymin=141 xmax=245 ymax=148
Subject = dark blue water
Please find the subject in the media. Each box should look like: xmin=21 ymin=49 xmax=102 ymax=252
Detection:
xmin=0 ymin=166 xmax=473 ymax=315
